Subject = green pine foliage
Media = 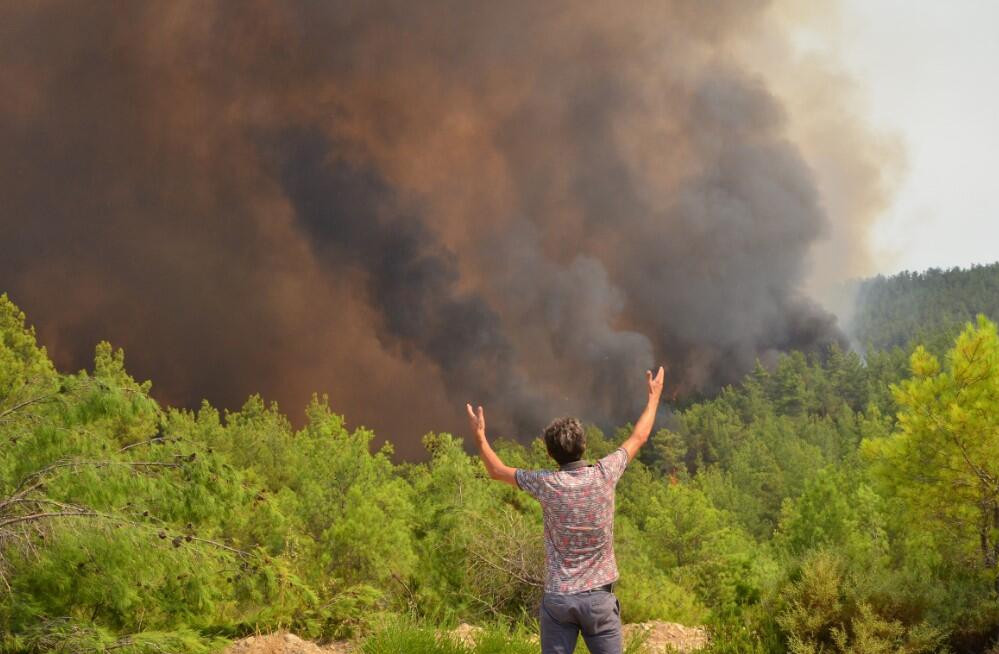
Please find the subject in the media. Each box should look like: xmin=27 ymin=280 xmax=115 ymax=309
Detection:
xmin=5 ymin=264 xmax=999 ymax=654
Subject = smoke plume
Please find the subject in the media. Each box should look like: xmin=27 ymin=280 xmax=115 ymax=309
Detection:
xmin=0 ymin=1 xmax=885 ymax=453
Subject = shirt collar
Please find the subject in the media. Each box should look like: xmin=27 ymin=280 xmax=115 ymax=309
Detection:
xmin=559 ymin=459 xmax=589 ymax=471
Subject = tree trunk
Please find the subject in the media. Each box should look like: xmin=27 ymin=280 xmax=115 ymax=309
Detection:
xmin=993 ymin=501 xmax=999 ymax=594
xmin=980 ymin=503 xmax=994 ymax=570
xmin=982 ymin=495 xmax=999 ymax=594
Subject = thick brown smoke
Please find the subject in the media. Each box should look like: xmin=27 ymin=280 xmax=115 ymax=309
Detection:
xmin=0 ymin=1 xmax=883 ymax=454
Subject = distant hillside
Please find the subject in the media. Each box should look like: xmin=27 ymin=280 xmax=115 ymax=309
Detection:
xmin=851 ymin=261 xmax=999 ymax=351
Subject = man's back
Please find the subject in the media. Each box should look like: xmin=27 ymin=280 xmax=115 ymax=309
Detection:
xmin=516 ymin=449 xmax=629 ymax=594
xmin=466 ymin=366 xmax=664 ymax=654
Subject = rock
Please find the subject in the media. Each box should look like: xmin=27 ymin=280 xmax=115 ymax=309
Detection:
xmin=223 ymin=632 xmax=353 ymax=654
xmin=623 ymin=621 xmax=709 ymax=653
xmin=451 ymin=623 xmax=483 ymax=646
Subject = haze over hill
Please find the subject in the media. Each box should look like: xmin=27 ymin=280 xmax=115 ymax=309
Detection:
xmin=849 ymin=261 xmax=999 ymax=352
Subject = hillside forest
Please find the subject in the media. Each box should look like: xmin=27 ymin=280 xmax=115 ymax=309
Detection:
xmin=2 ymin=262 xmax=999 ymax=653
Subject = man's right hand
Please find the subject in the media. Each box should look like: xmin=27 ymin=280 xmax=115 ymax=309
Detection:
xmin=647 ymin=366 xmax=665 ymax=404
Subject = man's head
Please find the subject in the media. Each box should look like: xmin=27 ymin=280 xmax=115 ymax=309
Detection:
xmin=543 ymin=417 xmax=586 ymax=465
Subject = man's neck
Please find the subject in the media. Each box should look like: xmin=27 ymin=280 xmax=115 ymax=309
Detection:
xmin=559 ymin=459 xmax=588 ymax=471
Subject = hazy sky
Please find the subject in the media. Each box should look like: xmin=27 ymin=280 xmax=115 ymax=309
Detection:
xmin=796 ymin=1 xmax=999 ymax=275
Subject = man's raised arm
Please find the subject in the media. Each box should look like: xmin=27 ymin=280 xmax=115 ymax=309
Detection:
xmin=621 ymin=366 xmax=665 ymax=462
xmin=466 ymin=403 xmax=518 ymax=487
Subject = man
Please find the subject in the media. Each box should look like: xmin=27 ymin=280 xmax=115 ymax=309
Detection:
xmin=465 ymin=366 xmax=665 ymax=654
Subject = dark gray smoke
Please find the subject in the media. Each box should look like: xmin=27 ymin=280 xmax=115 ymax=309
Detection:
xmin=0 ymin=1 xmax=851 ymax=453
xmin=269 ymin=129 xmax=547 ymax=434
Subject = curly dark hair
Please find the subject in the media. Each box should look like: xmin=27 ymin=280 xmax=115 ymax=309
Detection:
xmin=543 ymin=417 xmax=586 ymax=465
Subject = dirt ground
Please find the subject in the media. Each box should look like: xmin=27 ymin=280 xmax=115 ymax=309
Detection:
xmin=623 ymin=621 xmax=709 ymax=653
xmin=224 ymin=632 xmax=353 ymax=654
xmin=223 ymin=621 xmax=709 ymax=654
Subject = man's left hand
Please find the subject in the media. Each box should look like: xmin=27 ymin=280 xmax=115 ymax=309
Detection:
xmin=466 ymin=403 xmax=486 ymax=440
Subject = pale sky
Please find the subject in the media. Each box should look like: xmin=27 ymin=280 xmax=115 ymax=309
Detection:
xmin=796 ymin=1 xmax=999 ymax=275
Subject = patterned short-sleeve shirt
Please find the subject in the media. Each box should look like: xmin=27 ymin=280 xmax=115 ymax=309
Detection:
xmin=515 ymin=447 xmax=629 ymax=594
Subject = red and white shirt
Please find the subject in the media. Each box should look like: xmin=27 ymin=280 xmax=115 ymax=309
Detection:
xmin=515 ymin=448 xmax=629 ymax=594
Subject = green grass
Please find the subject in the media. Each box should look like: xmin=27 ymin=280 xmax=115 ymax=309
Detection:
xmin=360 ymin=622 xmax=536 ymax=654
xmin=360 ymin=620 xmax=651 ymax=654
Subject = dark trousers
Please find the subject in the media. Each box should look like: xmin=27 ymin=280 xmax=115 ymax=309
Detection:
xmin=539 ymin=588 xmax=622 ymax=654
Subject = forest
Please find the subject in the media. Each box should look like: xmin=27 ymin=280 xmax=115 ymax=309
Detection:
xmin=2 ymin=262 xmax=999 ymax=653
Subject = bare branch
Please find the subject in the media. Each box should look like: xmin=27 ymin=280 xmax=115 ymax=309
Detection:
xmin=12 ymin=458 xmax=182 ymax=496
xmin=118 ymin=437 xmax=169 ymax=453
xmin=0 ymin=510 xmax=98 ymax=530
xmin=0 ymin=392 xmax=58 ymax=422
